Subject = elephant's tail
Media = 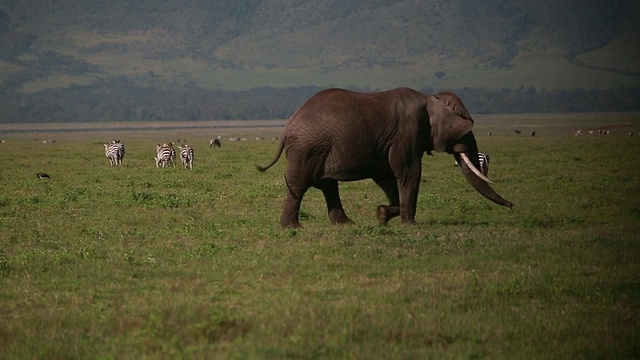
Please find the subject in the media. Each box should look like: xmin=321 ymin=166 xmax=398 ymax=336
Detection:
xmin=256 ymin=136 xmax=286 ymax=172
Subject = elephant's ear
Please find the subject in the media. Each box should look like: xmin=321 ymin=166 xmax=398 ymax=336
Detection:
xmin=427 ymin=92 xmax=474 ymax=153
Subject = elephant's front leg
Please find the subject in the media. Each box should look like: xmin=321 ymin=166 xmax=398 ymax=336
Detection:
xmin=316 ymin=179 xmax=354 ymax=224
xmin=373 ymin=176 xmax=400 ymax=224
xmin=398 ymin=164 xmax=422 ymax=224
xmin=376 ymin=164 xmax=421 ymax=224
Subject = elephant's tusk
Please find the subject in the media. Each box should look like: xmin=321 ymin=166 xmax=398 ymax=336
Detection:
xmin=460 ymin=152 xmax=493 ymax=184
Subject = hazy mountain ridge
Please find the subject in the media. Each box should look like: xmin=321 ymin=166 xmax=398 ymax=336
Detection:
xmin=0 ymin=0 xmax=639 ymax=122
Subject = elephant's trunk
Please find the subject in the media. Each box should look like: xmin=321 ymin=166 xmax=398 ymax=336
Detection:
xmin=455 ymin=152 xmax=513 ymax=208
xmin=451 ymin=132 xmax=513 ymax=209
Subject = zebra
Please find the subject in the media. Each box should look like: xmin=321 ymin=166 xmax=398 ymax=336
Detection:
xmin=155 ymin=142 xmax=176 ymax=168
xmin=210 ymin=138 xmax=222 ymax=148
xmin=179 ymin=145 xmax=194 ymax=170
xmin=104 ymin=139 xmax=125 ymax=166
xmin=478 ymin=152 xmax=490 ymax=176
xmin=156 ymin=142 xmax=176 ymax=168
xmin=454 ymin=152 xmax=490 ymax=176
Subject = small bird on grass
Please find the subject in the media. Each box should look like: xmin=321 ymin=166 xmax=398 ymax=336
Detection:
xmin=36 ymin=173 xmax=50 ymax=179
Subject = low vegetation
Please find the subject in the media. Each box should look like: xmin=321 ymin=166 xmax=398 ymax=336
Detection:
xmin=0 ymin=114 xmax=639 ymax=358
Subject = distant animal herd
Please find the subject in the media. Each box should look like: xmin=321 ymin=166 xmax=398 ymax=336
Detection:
xmin=574 ymin=129 xmax=637 ymax=136
xmin=89 ymin=128 xmax=632 ymax=171
xmin=98 ymin=136 xmax=276 ymax=169
xmin=1 ymin=128 xmax=636 ymax=177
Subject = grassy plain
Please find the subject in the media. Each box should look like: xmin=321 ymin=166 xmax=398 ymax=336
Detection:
xmin=1 ymin=113 xmax=639 ymax=358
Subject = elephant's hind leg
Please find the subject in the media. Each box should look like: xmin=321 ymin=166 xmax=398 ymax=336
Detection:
xmin=281 ymin=175 xmax=309 ymax=228
xmin=316 ymin=179 xmax=354 ymax=224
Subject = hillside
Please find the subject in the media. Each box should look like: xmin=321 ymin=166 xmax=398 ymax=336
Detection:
xmin=0 ymin=0 xmax=639 ymax=122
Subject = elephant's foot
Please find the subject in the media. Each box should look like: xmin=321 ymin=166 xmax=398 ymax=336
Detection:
xmin=399 ymin=204 xmax=419 ymax=224
xmin=280 ymin=219 xmax=301 ymax=228
xmin=377 ymin=205 xmax=400 ymax=224
xmin=329 ymin=209 xmax=354 ymax=225
xmin=280 ymin=211 xmax=302 ymax=228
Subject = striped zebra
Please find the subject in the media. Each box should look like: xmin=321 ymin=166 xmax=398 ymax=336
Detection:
xmin=155 ymin=142 xmax=176 ymax=168
xmin=454 ymin=152 xmax=490 ymax=176
xmin=104 ymin=140 xmax=125 ymax=166
xmin=179 ymin=145 xmax=195 ymax=170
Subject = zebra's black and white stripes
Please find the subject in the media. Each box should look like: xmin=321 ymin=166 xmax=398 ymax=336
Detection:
xmin=104 ymin=140 xmax=125 ymax=166
xmin=455 ymin=152 xmax=490 ymax=176
xmin=477 ymin=152 xmax=490 ymax=176
xmin=179 ymin=145 xmax=194 ymax=170
xmin=155 ymin=142 xmax=176 ymax=168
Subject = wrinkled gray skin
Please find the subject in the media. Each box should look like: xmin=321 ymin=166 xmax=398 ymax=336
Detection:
xmin=258 ymin=87 xmax=513 ymax=228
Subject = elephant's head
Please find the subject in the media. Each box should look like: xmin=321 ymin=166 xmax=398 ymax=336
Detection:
xmin=427 ymin=92 xmax=513 ymax=208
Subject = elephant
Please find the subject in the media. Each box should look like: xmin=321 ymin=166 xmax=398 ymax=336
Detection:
xmin=257 ymin=87 xmax=513 ymax=228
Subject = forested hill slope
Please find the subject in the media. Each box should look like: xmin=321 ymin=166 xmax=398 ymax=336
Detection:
xmin=0 ymin=0 xmax=639 ymax=122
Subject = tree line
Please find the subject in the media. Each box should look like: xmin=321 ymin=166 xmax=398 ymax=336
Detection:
xmin=1 ymin=77 xmax=638 ymax=123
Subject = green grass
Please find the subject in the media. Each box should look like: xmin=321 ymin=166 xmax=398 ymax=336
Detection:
xmin=1 ymin=115 xmax=639 ymax=358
